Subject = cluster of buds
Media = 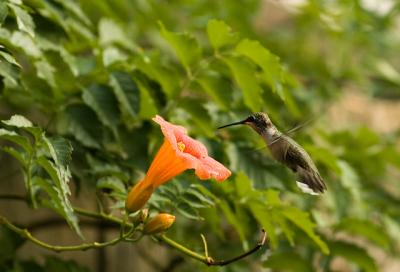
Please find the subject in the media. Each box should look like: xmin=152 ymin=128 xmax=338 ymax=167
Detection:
xmin=130 ymin=209 xmax=175 ymax=235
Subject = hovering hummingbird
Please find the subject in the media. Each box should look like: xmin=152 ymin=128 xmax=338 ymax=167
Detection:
xmin=218 ymin=112 xmax=326 ymax=195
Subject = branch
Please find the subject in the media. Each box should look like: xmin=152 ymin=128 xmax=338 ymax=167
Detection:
xmin=0 ymin=202 xmax=268 ymax=266
xmin=0 ymin=193 xmax=26 ymax=201
xmin=0 ymin=215 xmax=135 ymax=252
xmin=159 ymin=229 xmax=268 ymax=266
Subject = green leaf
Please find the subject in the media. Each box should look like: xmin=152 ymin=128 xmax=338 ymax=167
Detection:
xmin=335 ymin=218 xmax=391 ymax=250
xmin=263 ymin=251 xmax=313 ymax=272
xmin=207 ymin=19 xmax=238 ymax=50
xmin=0 ymin=2 xmax=8 ymax=25
xmin=176 ymin=200 xmax=202 ymax=220
xmin=64 ymin=17 xmax=95 ymax=41
xmin=44 ymin=136 xmax=73 ymax=169
xmin=234 ymin=172 xmax=257 ymax=200
xmin=182 ymin=187 xmax=215 ymax=208
xmin=10 ymin=31 xmax=41 ymax=58
xmin=36 ymin=37 xmax=79 ymax=76
xmin=225 ymin=143 xmax=289 ymax=190
xmin=86 ymin=154 xmax=129 ymax=182
xmin=219 ymin=200 xmax=248 ymax=245
xmin=223 ymin=56 xmax=263 ymax=111
xmin=97 ymin=176 xmax=126 ymax=194
xmin=305 ymin=145 xmax=341 ymax=174
xmin=136 ymin=81 xmax=158 ymax=119
xmin=249 ymin=200 xmax=278 ymax=248
xmin=337 ymin=160 xmax=361 ymax=201
xmin=36 ymin=157 xmax=82 ymax=238
xmin=102 ymin=46 xmax=127 ymax=67
xmin=179 ymin=98 xmax=213 ymax=137
xmin=0 ymin=50 xmax=20 ymax=67
xmin=159 ymin=21 xmax=201 ymax=74
xmin=2 ymin=116 xmax=43 ymax=142
xmin=97 ymin=176 xmax=127 ymax=202
xmin=8 ymin=3 xmax=35 ymax=37
xmin=282 ymin=206 xmax=329 ymax=254
xmin=2 ymin=114 xmax=33 ymax=127
xmin=58 ymin=105 xmax=102 ymax=149
xmin=35 ymin=60 xmax=56 ymax=88
xmin=82 ymin=84 xmax=120 ymax=131
xmin=329 ymin=240 xmax=377 ymax=272
xmin=2 ymin=146 xmax=26 ymax=165
xmin=98 ymin=18 xmax=134 ymax=50
xmin=53 ymin=0 xmax=91 ymax=27
xmin=0 ymin=57 xmax=19 ymax=87
xmin=249 ymin=189 xmax=329 ymax=253
xmin=235 ymin=39 xmax=281 ymax=91
xmin=135 ymin=53 xmax=180 ymax=98
xmin=0 ymin=128 xmax=32 ymax=153
xmin=109 ymin=72 xmax=140 ymax=123
xmin=196 ymin=71 xmax=232 ymax=110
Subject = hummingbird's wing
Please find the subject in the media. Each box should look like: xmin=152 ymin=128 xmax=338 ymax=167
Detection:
xmin=281 ymin=136 xmax=327 ymax=194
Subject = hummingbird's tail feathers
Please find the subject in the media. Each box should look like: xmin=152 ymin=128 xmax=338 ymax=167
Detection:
xmin=296 ymin=181 xmax=320 ymax=195
xmin=296 ymin=167 xmax=327 ymax=194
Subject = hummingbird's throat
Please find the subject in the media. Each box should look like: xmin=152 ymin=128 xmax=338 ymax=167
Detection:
xmin=262 ymin=126 xmax=280 ymax=144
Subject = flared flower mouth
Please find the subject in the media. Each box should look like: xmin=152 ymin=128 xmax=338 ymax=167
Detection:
xmin=125 ymin=115 xmax=231 ymax=213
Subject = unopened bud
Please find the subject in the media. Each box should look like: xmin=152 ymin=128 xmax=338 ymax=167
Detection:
xmin=132 ymin=208 xmax=149 ymax=224
xmin=143 ymin=213 xmax=176 ymax=235
xmin=125 ymin=180 xmax=154 ymax=213
xmin=139 ymin=208 xmax=149 ymax=222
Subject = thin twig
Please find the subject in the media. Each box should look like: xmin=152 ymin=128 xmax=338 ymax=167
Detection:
xmin=208 ymin=230 xmax=267 ymax=266
xmin=207 ymin=229 xmax=268 ymax=266
xmin=200 ymin=234 xmax=209 ymax=259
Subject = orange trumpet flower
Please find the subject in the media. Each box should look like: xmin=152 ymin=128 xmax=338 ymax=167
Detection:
xmin=125 ymin=115 xmax=231 ymax=213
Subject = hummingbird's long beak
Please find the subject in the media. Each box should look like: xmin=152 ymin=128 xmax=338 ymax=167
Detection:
xmin=217 ymin=119 xmax=247 ymax=129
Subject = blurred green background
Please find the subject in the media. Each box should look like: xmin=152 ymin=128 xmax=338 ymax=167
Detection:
xmin=1 ymin=0 xmax=400 ymax=271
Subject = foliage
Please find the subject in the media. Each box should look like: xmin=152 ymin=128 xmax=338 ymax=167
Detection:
xmin=1 ymin=0 xmax=400 ymax=271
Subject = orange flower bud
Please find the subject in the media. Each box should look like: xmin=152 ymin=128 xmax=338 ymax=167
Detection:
xmin=143 ymin=213 xmax=175 ymax=235
xmin=125 ymin=180 xmax=154 ymax=213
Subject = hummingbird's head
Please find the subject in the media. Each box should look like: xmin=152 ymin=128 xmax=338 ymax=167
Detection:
xmin=243 ymin=112 xmax=273 ymax=134
xmin=218 ymin=112 xmax=274 ymax=135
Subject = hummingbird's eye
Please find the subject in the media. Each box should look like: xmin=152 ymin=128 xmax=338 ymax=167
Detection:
xmin=247 ymin=115 xmax=255 ymax=122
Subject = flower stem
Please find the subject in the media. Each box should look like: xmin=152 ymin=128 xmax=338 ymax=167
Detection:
xmin=158 ymin=234 xmax=208 ymax=263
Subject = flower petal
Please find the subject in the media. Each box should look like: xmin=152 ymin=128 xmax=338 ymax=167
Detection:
xmin=179 ymin=134 xmax=208 ymax=158
xmin=153 ymin=115 xmax=187 ymax=150
xmin=195 ymin=156 xmax=231 ymax=181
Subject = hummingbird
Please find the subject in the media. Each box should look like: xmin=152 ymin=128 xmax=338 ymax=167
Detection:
xmin=218 ymin=112 xmax=326 ymax=194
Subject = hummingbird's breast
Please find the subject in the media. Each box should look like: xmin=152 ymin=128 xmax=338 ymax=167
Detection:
xmin=267 ymin=136 xmax=288 ymax=164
